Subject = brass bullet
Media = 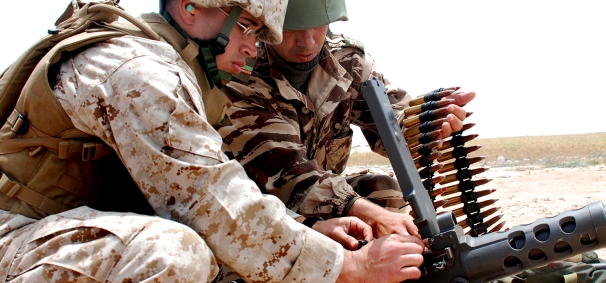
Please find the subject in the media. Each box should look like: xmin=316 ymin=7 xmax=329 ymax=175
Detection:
xmin=438 ymin=134 xmax=479 ymax=150
xmin=439 ymin=167 xmax=489 ymax=185
xmin=451 ymin=123 xmax=476 ymax=136
xmin=466 ymin=214 xmax=504 ymax=237
xmin=451 ymin=198 xmax=499 ymax=217
xmin=442 ymin=189 xmax=497 ymax=208
xmin=414 ymin=151 xmax=442 ymax=169
xmin=482 ymin=214 xmax=504 ymax=229
xmin=404 ymin=118 xmax=446 ymax=138
xmin=437 ymin=145 xmax=483 ymax=163
xmin=438 ymin=157 xmax=486 ymax=175
xmin=458 ymin=207 xmax=500 ymax=228
xmin=402 ymin=107 xmax=449 ymax=128
xmin=433 ymin=199 xmax=448 ymax=209
xmin=423 ymin=175 xmax=445 ymax=190
xmin=410 ymin=89 xmax=456 ymax=107
xmin=488 ymin=221 xmax=507 ymax=233
xmin=411 ymin=140 xmax=441 ymax=159
xmin=404 ymin=99 xmax=455 ymax=118
xmin=406 ymin=129 xmax=442 ymax=148
xmin=418 ymin=163 xmax=444 ymax=179
xmin=441 ymin=178 xmax=492 ymax=196
xmin=430 ymin=187 xmax=448 ymax=198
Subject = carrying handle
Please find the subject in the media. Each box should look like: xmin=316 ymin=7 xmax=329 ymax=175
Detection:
xmin=87 ymin=3 xmax=162 ymax=41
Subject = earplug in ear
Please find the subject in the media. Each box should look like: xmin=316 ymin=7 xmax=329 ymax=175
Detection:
xmin=186 ymin=4 xmax=196 ymax=15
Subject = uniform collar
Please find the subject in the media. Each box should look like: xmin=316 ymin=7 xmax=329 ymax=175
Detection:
xmin=263 ymin=43 xmax=353 ymax=111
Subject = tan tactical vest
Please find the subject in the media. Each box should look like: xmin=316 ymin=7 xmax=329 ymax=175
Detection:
xmin=0 ymin=0 xmax=229 ymax=219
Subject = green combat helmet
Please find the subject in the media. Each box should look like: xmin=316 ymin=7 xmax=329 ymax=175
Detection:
xmin=283 ymin=0 xmax=348 ymax=30
xmin=282 ymin=0 xmax=363 ymax=52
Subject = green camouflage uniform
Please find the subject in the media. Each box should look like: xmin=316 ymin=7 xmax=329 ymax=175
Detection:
xmin=0 ymin=14 xmax=343 ymax=283
xmin=495 ymin=253 xmax=606 ymax=283
xmin=218 ymin=35 xmax=410 ymax=217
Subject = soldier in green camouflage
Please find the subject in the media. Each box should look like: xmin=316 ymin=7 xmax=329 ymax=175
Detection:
xmin=217 ymin=0 xmax=475 ymax=238
xmin=216 ymin=1 xmax=606 ymax=282
xmin=0 ymin=0 xmax=430 ymax=282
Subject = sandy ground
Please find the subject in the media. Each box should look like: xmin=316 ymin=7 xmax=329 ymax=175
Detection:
xmin=343 ymin=164 xmax=606 ymax=260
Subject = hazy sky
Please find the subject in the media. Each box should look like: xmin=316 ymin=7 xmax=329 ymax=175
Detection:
xmin=3 ymin=1 xmax=605 ymax=146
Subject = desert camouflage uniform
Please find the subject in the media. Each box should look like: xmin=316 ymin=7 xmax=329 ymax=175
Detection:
xmin=0 ymin=15 xmax=343 ymax=283
xmin=218 ymin=35 xmax=410 ymax=217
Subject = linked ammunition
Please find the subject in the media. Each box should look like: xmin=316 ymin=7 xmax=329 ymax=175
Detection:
xmin=437 ymin=145 xmax=482 ymax=162
xmin=411 ymin=140 xmax=441 ymax=159
xmin=467 ymin=214 xmax=504 ymax=237
xmin=402 ymin=107 xmax=449 ymax=128
xmin=438 ymin=157 xmax=486 ymax=175
xmin=406 ymin=129 xmax=442 ymax=149
xmin=410 ymin=193 xmax=448 ymax=217
xmin=414 ymin=151 xmax=442 ymax=169
xmin=423 ymin=175 xmax=445 ymax=190
xmin=439 ymin=167 xmax=488 ymax=185
xmin=438 ymin=134 xmax=479 ymax=151
xmin=450 ymin=123 xmax=476 ymax=137
xmin=482 ymin=214 xmax=504 ymax=229
xmin=458 ymin=207 xmax=500 ymax=229
xmin=404 ymin=99 xmax=455 ymax=118
xmin=404 ymin=118 xmax=446 ymax=138
xmin=430 ymin=187 xmax=448 ymax=198
xmin=418 ymin=163 xmax=444 ymax=179
xmin=488 ymin=221 xmax=506 ymax=233
xmin=443 ymin=189 xmax=497 ymax=208
xmin=452 ymin=199 xmax=499 ymax=217
xmin=442 ymin=178 xmax=492 ymax=196
xmin=410 ymin=89 xmax=456 ymax=107
xmin=433 ymin=199 xmax=448 ymax=209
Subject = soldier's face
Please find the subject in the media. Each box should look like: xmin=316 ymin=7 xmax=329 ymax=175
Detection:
xmin=271 ymin=25 xmax=329 ymax=63
xmin=186 ymin=6 xmax=261 ymax=75
xmin=215 ymin=8 xmax=262 ymax=75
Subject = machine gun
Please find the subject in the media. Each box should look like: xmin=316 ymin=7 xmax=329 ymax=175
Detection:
xmin=361 ymin=78 xmax=606 ymax=283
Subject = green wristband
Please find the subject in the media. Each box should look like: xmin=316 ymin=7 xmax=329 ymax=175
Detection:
xmin=342 ymin=195 xmax=361 ymax=216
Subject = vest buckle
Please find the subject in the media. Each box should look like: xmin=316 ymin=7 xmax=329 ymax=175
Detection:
xmin=10 ymin=112 xmax=29 ymax=135
xmin=82 ymin=142 xmax=100 ymax=161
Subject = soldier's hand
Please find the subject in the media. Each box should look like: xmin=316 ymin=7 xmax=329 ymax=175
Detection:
xmin=337 ymin=234 xmax=424 ymax=283
xmin=346 ymin=198 xmax=419 ymax=238
xmin=440 ymin=90 xmax=476 ymax=138
xmin=371 ymin=209 xmax=419 ymax=239
xmin=312 ymin=217 xmax=373 ymax=250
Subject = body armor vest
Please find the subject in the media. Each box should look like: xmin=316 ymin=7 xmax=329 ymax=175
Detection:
xmin=0 ymin=0 xmax=228 ymax=219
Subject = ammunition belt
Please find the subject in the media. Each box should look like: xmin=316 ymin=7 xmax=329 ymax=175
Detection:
xmin=404 ymin=88 xmax=502 ymax=237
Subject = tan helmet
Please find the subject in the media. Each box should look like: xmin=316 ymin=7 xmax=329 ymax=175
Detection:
xmin=161 ymin=0 xmax=287 ymax=44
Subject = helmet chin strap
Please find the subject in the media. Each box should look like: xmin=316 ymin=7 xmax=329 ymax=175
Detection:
xmin=163 ymin=6 xmax=242 ymax=88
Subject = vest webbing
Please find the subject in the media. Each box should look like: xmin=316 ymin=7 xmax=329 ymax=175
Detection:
xmin=0 ymin=0 xmax=213 ymax=219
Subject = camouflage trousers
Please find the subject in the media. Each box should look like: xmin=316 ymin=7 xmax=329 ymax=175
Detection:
xmin=494 ymin=252 xmax=606 ymax=283
xmin=346 ymin=173 xmax=409 ymax=213
xmin=0 ymin=206 xmax=218 ymax=282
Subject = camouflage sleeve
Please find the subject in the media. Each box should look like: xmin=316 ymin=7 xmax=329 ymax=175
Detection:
xmin=334 ymin=47 xmax=411 ymax=158
xmin=218 ymin=81 xmax=360 ymax=217
xmin=52 ymin=37 xmax=343 ymax=282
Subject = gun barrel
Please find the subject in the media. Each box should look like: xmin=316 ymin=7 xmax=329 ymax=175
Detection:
xmin=419 ymin=201 xmax=606 ymax=283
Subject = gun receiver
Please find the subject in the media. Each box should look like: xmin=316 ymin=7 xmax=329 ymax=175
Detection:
xmin=361 ymin=78 xmax=606 ymax=283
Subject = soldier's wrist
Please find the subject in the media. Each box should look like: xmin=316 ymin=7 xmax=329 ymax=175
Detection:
xmin=303 ymin=216 xmax=325 ymax=229
xmin=342 ymin=195 xmax=361 ymax=216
